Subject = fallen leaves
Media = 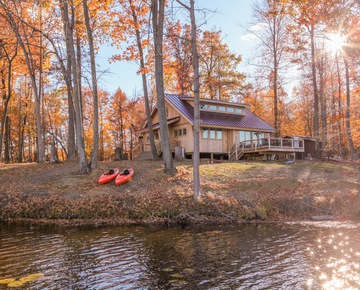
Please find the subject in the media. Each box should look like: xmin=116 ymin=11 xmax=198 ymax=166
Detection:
xmin=0 ymin=160 xmax=359 ymax=225
xmin=0 ymin=273 xmax=44 ymax=287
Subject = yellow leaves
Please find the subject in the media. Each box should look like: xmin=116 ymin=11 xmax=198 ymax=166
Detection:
xmin=0 ymin=273 xmax=44 ymax=287
xmin=20 ymin=273 xmax=44 ymax=281
xmin=0 ymin=278 xmax=16 ymax=284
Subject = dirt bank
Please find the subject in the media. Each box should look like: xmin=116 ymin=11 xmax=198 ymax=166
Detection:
xmin=0 ymin=160 xmax=359 ymax=226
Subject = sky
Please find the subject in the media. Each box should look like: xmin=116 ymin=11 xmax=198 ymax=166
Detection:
xmin=97 ymin=0 xmax=255 ymax=97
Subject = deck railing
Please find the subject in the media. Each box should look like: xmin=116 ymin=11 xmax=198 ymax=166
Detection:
xmin=242 ymin=137 xmax=304 ymax=152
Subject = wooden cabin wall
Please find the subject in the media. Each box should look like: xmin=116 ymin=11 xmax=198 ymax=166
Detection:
xmin=200 ymin=129 xmax=229 ymax=153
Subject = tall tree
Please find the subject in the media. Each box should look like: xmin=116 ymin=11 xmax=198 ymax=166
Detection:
xmin=60 ymin=0 xmax=89 ymax=173
xmin=175 ymin=0 xmax=201 ymax=200
xmin=151 ymin=0 xmax=176 ymax=175
xmin=82 ymin=0 xmax=99 ymax=169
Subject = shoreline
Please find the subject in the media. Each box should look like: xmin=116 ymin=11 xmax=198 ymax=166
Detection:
xmin=0 ymin=160 xmax=359 ymax=227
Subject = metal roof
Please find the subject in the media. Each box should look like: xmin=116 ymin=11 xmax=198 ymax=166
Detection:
xmin=165 ymin=94 xmax=275 ymax=132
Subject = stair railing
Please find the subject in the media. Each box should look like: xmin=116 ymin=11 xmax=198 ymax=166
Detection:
xmin=237 ymin=142 xmax=244 ymax=159
xmin=228 ymin=142 xmax=237 ymax=160
xmin=131 ymin=142 xmax=144 ymax=160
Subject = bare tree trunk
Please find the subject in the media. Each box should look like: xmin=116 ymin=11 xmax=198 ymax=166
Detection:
xmin=318 ymin=55 xmax=328 ymax=155
xmin=151 ymin=0 xmax=176 ymax=175
xmin=42 ymin=18 xmax=76 ymax=160
xmin=272 ymin=16 xmax=279 ymax=137
xmin=63 ymin=30 xmax=76 ymax=159
xmin=189 ymin=0 xmax=201 ymax=201
xmin=4 ymin=116 xmax=10 ymax=163
xmin=19 ymin=78 xmax=30 ymax=163
xmin=61 ymin=0 xmax=89 ymax=174
xmin=309 ymin=25 xmax=320 ymax=155
xmin=0 ymin=70 xmax=10 ymax=162
xmin=66 ymin=81 xmax=76 ymax=159
xmin=343 ymin=57 xmax=356 ymax=161
xmin=129 ymin=0 xmax=158 ymax=160
xmin=335 ymin=53 xmax=344 ymax=157
xmin=176 ymin=0 xmax=201 ymax=200
xmin=82 ymin=0 xmax=99 ymax=169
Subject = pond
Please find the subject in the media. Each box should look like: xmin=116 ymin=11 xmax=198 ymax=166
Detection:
xmin=1 ymin=221 xmax=360 ymax=289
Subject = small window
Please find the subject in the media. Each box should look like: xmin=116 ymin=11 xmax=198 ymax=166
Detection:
xmin=218 ymin=106 xmax=226 ymax=112
xmin=174 ymin=130 xmax=178 ymax=137
xmin=227 ymin=107 xmax=235 ymax=113
xmin=210 ymin=129 xmax=216 ymax=139
xmin=217 ymin=129 xmax=223 ymax=140
xmin=209 ymin=105 xmax=217 ymax=111
xmin=201 ymin=104 xmax=208 ymax=110
xmin=183 ymin=128 xmax=187 ymax=135
xmin=202 ymin=128 xmax=209 ymax=138
xmin=235 ymin=108 xmax=243 ymax=114
xmin=179 ymin=129 xmax=182 ymax=136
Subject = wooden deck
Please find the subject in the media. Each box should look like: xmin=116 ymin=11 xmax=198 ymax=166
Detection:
xmin=135 ymin=137 xmax=305 ymax=161
xmin=229 ymin=137 xmax=304 ymax=160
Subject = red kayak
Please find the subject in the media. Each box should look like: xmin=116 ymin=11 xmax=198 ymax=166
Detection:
xmin=98 ymin=168 xmax=120 ymax=185
xmin=115 ymin=168 xmax=134 ymax=186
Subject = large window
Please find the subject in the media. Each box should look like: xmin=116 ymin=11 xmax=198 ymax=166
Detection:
xmin=203 ymin=128 xmax=223 ymax=140
xmin=239 ymin=131 xmax=266 ymax=142
xmin=239 ymin=131 xmax=251 ymax=142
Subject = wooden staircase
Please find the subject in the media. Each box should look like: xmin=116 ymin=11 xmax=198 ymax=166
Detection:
xmin=229 ymin=142 xmax=244 ymax=160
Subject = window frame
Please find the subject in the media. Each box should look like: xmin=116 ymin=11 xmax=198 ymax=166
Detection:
xmin=202 ymin=127 xmax=223 ymax=140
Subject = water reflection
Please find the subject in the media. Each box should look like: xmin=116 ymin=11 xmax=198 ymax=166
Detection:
xmin=306 ymin=232 xmax=360 ymax=289
xmin=0 ymin=222 xmax=360 ymax=289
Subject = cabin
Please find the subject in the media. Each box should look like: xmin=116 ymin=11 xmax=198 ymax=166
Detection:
xmin=134 ymin=94 xmax=305 ymax=160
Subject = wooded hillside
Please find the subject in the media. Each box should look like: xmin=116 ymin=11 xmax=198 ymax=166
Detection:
xmin=0 ymin=0 xmax=359 ymax=170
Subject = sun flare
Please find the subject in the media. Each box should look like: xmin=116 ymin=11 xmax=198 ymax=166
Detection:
xmin=326 ymin=33 xmax=346 ymax=53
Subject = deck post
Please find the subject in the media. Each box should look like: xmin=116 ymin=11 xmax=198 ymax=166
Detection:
xmin=235 ymin=142 xmax=238 ymax=159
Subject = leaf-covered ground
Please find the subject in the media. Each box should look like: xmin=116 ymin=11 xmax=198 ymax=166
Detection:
xmin=0 ymin=159 xmax=359 ymax=225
